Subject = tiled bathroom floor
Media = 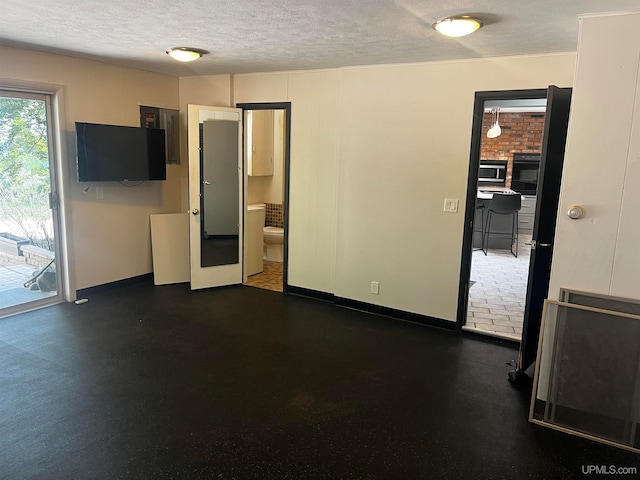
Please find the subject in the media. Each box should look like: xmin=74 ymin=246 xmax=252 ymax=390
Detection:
xmin=464 ymin=234 xmax=532 ymax=341
xmin=244 ymin=261 xmax=283 ymax=292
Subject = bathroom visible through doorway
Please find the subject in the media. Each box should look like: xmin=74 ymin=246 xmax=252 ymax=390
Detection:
xmin=239 ymin=102 xmax=291 ymax=294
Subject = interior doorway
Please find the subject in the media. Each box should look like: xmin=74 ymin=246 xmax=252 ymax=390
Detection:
xmin=237 ymin=102 xmax=291 ymax=294
xmin=465 ymin=96 xmax=548 ymax=340
xmin=457 ymin=87 xmax=572 ymax=364
xmin=0 ymin=89 xmax=64 ymax=317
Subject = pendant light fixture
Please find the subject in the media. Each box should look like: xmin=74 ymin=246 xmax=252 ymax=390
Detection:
xmin=166 ymin=47 xmax=207 ymax=62
xmin=487 ymin=108 xmax=502 ymax=138
xmin=433 ymin=16 xmax=483 ymax=37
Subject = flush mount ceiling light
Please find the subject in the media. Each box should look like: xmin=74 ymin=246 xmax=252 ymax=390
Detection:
xmin=433 ymin=16 xmax=483 ymax=37
xmin=166 ymin=47 xmax=207 ymax=62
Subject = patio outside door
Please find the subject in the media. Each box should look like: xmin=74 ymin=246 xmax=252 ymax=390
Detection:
xmin=0 ymin=90 xmax=62 ymax=316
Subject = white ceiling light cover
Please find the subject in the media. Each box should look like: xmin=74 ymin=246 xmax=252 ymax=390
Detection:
xmin=166 ymin=47 xmax=206 ymax=62
xmin=433 ymin=16 xmax=483 ymax=37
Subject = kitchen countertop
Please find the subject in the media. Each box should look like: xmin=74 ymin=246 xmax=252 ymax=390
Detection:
xmin=477 ymin=187 xmax=520 ymax=200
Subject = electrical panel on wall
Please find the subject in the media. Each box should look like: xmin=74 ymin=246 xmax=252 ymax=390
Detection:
xmin=140 ymin=105 xmax=180 ymax=164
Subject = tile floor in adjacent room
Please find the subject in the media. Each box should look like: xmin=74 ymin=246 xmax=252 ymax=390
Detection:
xmin=244 ymin=260 xmax=283 ymax=292
xmin=465 ymin=234 xmax=532 ymax=340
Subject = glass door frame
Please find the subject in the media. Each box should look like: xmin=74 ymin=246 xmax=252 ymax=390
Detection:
xmin=0 ymin=85 xmax=70 ymax=317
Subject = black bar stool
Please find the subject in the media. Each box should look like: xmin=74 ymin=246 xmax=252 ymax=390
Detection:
xmin=473 ymin=202 xmax=487 ymax=251
xmin=482 ymin=193 xmax=522 ymax=257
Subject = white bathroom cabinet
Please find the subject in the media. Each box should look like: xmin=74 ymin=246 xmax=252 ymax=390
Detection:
xmin=247 ymin=110 xmax=274 ymax=176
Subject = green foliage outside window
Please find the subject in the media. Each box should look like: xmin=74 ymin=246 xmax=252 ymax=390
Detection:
xmin=0 ymin=96 xmax=54 ymax=250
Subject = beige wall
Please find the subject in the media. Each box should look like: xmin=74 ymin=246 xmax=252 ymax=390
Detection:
xmin=0 ymin=46 xmax=180 ymax=292
xmin=1 ymin=44 xmax=582 ymax=318
xmin=336 ymin=56 xmax=576 ymax=320
xmin=186 ymin=70 xmax=341 ymax=293
xmin=549 ymin=13 xmax=640 ymax=300
xmin=225 ymin=55 xmax=578 ymax=321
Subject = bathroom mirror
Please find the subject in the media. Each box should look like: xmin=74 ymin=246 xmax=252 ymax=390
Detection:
xmin=200 ymin=119 xmax=240 ymax=267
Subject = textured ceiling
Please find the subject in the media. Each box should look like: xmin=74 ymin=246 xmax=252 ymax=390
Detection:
xmin=2 ymin=0 xmax=640 ymax=77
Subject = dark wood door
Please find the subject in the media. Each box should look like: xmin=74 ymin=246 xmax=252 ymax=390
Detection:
xmin=518 ymin=85 xmax=572 ymax=372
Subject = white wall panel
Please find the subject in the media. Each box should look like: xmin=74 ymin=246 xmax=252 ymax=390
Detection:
xmin=549 ymin=13 xmax=640 ymax=300
xmin=234 ymin=55 xmax=575 ymax=319
xmin=233 ymin=70 xmax=341 ymax=294
xmin=286 ymin=71 xmax=340 ymax=293
xmin=611 ymin=45 xmax=640 ymax=297
xmin=336 ymin=56 xmax=576 ymax=321
xmin=234 ymin=73 xmax=289 ymax=104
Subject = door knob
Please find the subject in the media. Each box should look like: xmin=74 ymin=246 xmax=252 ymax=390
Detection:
xmin=528 ymin=239 xmax=551 ymax=250
xmin=567 ymin=205 xmax=584 ymax=219
xmin=191 ymin=209 xmax=199 ymax=215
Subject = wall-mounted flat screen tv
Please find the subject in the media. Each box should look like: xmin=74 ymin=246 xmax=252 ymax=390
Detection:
xmin=76 ymin=122 xmax=167 ymax=182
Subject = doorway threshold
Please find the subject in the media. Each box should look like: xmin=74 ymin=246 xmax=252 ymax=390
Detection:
xmin=244 ymin=261 xmax=283 ymax=292
xmin=462 ymin=324 xmax=521 ymax=343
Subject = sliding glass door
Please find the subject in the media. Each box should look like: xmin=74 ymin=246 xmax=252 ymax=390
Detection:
xmin=0 ymin=90 xmax=62 ymax=316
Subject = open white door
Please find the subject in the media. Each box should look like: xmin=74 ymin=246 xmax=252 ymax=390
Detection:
xmin=188 ymin=105 xmax=244 ymax=290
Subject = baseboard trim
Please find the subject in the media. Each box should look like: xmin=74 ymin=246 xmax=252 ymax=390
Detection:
xmin=287 ymin=285 xmax=335 ymax=303
xmin=76 ymin=273 xmax=153 ymax=298
xmin=288 ymin=285 xmax=455 ymax=330
xmin=335 ymin=297 xmax=456 ymax=331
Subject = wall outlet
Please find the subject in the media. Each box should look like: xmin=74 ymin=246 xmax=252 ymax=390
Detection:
xmin=443 ymin=198 xmax=458 ymax=213
xmin=96 ymin=186 xmax=104 ymax=200
xmin=371 ymin=281 xmax=380 ymax=295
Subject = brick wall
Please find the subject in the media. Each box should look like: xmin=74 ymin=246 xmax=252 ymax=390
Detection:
xmin=481 ymin=112 xmax=544 ymax=187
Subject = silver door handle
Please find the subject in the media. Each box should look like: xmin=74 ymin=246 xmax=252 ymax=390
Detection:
xmin=191 ymin=209 xmax=199 ymax=215
xmin=203 ymin=180 xmax=212 ymax=185
xmin=527 ymin=239 xmax=551 ymax=249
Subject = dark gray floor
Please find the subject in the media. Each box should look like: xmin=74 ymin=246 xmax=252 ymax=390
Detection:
xmin=0 ymin=282 xmax=638 ymax=479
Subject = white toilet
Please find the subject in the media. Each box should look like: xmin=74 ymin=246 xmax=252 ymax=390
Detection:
xmin=263 ymin=226 xmax=284 ymax=262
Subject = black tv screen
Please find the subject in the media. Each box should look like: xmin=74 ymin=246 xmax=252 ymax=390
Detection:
xmin=76 ymin=122 xmax=167 ymax=182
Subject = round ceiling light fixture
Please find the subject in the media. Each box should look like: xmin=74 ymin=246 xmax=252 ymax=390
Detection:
xmin=433 ymin=16 xmax=483 ymax=37
xmin=166 ymin=47 xmax=207 ymax=62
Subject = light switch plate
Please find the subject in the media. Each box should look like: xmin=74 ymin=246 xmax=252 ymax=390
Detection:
xmin=443 ymin=198 xmax=458 ymax=213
